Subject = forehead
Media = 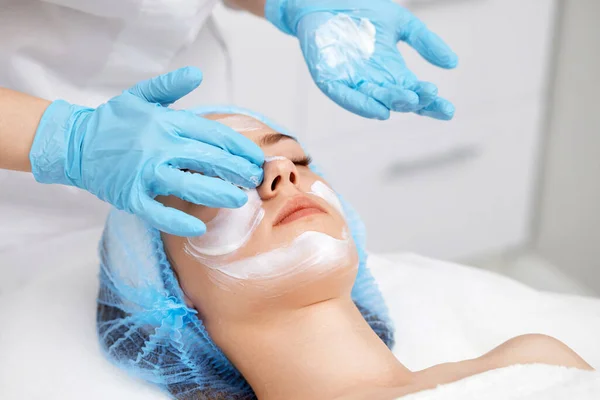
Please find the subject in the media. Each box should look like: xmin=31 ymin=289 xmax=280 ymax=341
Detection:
xmin=204 ymin=113 xmax=279 ymax=144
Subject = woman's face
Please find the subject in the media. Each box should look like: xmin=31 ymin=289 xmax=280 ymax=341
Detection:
xmin=161 ymin=114 xmax=358 ymax=325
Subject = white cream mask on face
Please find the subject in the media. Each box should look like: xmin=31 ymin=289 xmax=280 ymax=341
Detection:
xmin=185 ymin=189 xmax=265 ymax=257
xmin=308 ymin=180 xmax=345 ymax=217
xmin=185 ymin=174 xmax=353 ymax=282
xmin=205 ymin=230 xmax=352 ymax=280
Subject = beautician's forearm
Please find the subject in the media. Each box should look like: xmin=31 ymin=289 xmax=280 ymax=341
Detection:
xmin=0 ymin=87 xmax=50 ymax=172
xmin=224 ymin=0 xmax=266 ymax=17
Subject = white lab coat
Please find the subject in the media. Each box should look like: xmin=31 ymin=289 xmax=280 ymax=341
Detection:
xmin=0 ymin=0 xmax=230 ymax=290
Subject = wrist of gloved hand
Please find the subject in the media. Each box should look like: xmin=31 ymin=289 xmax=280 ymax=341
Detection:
xmin=266 ymin=0 xmax=364 ymax=36
xmin=30 ymin=99 xmax=91 ymax=188
xmin=265 ymin=0 xmax=294 ymax=35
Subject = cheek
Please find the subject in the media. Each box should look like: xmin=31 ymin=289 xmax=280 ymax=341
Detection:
xmin=307 ymin=179 xmax=345 ymax=218
xmin=170 ymin=253 xmax=233 ymax=320
xmin=162 ymin=233 xmax=220 ymax=311
xmin=186 ymin=190 xmax=264 ymax=258
xmin=213 ymin=222 xmax=278 ymax=261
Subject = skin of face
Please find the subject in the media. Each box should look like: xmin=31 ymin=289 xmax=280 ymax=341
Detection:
xmin=160 ymin=114 xmax=359 ymax=328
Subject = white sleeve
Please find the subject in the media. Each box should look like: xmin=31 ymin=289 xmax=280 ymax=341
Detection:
xmin=34 ymin=0 xmax=142 ymax=19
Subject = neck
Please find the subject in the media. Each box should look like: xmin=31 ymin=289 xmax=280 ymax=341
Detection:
xmin=208 ymin=296 xmax=413 ymax=400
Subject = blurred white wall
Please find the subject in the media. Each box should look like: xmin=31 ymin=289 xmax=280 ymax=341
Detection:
xmin=534 ymin=0 xmax=600 ymax=292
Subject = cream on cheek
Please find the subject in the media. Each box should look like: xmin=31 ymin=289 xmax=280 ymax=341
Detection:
xmin=308 ymin=180 xmax=345 ymax=217
xmin=205 ymin=231 xmax=352 ymax=280
xmin=185 ymin=189 xmax=265 ymax=257
xmin=184 ymin=159 xmax=354 ymax=281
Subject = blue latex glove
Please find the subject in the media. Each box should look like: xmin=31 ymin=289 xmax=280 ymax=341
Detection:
xmin=265 ymin=0 xmax=458 ymax=120
xmin=30 ymin=67 xmax=264 ymax=237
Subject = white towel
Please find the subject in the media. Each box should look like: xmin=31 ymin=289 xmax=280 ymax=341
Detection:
xmin=399 ymin=364 xmax=600 ymax=400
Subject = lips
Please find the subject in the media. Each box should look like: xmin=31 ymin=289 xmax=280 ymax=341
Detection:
xmin=273 ymin=195 xmax=327 ymax=226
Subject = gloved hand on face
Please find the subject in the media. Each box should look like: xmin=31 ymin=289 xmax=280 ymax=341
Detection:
xmin=29 ymin=67 xmax=265 ymax=237
xmin=266 ymin=0 xmax=458 ymax=120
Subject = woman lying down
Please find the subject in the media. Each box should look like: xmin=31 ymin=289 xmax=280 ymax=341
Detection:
xmin=97 ymin=108 xmax=593 ymax=400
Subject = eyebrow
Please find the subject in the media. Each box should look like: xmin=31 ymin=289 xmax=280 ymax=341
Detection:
xmin=259 ymin=133 xmax=297 ymax=147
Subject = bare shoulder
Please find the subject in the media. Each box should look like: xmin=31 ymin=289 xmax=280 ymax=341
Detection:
xmin=386 ymin=335 xmax=593 ymax=400
xmin=482 ymin=334 xmax=594 ymax=371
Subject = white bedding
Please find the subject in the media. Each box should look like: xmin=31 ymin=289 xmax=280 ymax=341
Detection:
xmin=0 ymin=253 xmax=599 ymax=399
xmin=369 ymin=255 xmax=600 ymax=371
xmin=400 ymin=364 xmax=600 ymax=400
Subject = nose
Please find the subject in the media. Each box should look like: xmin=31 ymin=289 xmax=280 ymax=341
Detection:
xmin=258 ymin=158 xmax=300 ymax=200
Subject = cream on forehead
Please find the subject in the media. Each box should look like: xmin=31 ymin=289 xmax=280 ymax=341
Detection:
xmin=215 ymin=115 xmax=267 ymax=133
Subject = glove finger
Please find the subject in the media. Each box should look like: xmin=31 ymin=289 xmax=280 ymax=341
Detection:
xmin=414 ymin=81 xmax=438 ymax=108
xmin=323 ymin=81 xmax=391 ymax=120
xmin=385 ymin=61 xmax=421 ymax=95
xmin=168 ymin=143 xmax=264 ymax=189
xmin=154 ymin=166 xmax=248 ymax=208
xmin=358 ymin=82 xmax=419 ymax=113
xmin=414 ymin=97 xmax=455 ymax=120
xmin=400 ymin=18 xmax=458 ymax=69
xmin=139 ymin=195 xmax=207 ymax=237
xmin=127 ymin=66 xmax=203 ymax=107
xmin=173 ymin=111 xmax=265 ymax=166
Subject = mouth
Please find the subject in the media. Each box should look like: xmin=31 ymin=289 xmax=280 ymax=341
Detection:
xmin=273 ymin=195 xmax=327 ymax=226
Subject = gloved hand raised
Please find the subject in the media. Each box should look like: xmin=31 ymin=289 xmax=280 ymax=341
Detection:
xmin=266 ymin=0 xmax=458 ymax=120
xmin=30 ymin=67 xmax=264 ymax=236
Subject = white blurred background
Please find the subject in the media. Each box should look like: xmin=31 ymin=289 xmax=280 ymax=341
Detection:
xmin=212 ymin=0 xmax=600 ymax=296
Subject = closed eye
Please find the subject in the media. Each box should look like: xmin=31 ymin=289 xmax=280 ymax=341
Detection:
xmin=290 ymin=155 xmax=312 ymax=167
